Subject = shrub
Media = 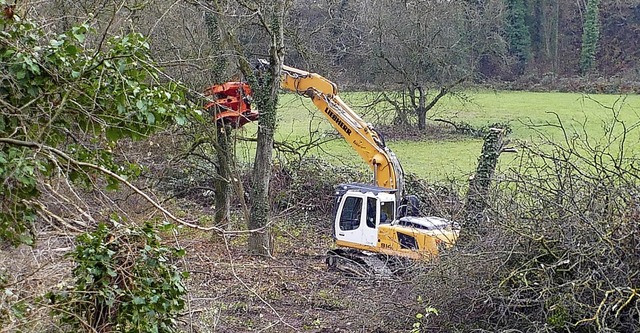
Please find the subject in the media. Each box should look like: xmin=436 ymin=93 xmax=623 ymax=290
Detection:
xmin=414 ymin=112 xmax=640 ymax=332
xmin=270 ymin=157 xmax=369 ymax=213
xmin=49 ymin=221 xmax=188 ymax=333
xmin=403 ymin=173 xmax=463 ymax=218
xmin=0 ymin=12 xmax=191 ymax=246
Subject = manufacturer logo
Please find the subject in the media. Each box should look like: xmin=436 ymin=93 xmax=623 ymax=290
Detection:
xmin=324 ymin=108 xmax=352 ymax=135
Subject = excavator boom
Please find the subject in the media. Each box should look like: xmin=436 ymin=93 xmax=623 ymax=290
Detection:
xmin=206 ymin=60 xmax=404 ymax=198
xmin=274 ymin=61 xmax=405 ymax=200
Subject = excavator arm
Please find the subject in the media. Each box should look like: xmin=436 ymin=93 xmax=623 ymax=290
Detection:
xmin=274 ymin=61 xmax=405 ymax=200
xmin=206 ymin=62 xmax=460 ymax=265
xmin=206 ymin=60 xmax=405 ymax=199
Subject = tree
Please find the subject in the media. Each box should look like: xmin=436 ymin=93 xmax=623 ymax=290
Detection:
xmin=284 ymin=0 xmax=372 ymax=83
xmin=365 ymin=0 xmax=484 ymax=130
xmin=0 ymin=11 xmax=192 ymax=245
xmin=580 ymin=0 xmax=600 ymax=74
xmin=245 ymin=1 xmax=287 ymax=256
xmin=208 ymin=0 xmax=288 ymax=255
xmin=204 ymin=11 xmax=233 ymax=229
xmin=527 ymin=0 xmax=559 ymax=75
xmin=464 ymin=128 xmax=514 ymax=229
xmin=505 ymin=0 xmax=532 ymax=73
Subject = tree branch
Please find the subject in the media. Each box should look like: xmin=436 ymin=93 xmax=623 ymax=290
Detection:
xmin=0 ymin=138 xmax=265 ymax=235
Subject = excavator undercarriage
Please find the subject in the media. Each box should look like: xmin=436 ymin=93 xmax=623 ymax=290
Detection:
xmin=326 ymin=249 xmax=394 ymax=278
xmin=326 ymin=249 xmax=425 ymax=279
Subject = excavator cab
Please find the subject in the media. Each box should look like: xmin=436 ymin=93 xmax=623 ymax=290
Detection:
xmin=332 ymin=183 xmax=459 ymax=260
xmin=333 ymin=184 xmax=396 ymax=249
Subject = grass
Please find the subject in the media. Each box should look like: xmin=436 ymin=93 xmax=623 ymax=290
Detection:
xmin=235 ymin=90 xmax=640 ymax=182
xmin=434 ymin=91 xmax=640 ymax=139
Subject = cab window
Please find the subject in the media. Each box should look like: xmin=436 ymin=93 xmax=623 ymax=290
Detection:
xmin=339 ymin=197 xmax=362 ymax=231
xmin=366 ymin=197 xmax=377 ymax=228
xmin=380 ymin=201 xmax=394 ymax=224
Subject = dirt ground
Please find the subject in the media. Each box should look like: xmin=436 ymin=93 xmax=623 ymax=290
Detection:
xmin=178 ymin=219 xmax=420 ymax=333
xmin=0 ymin=214 xmax=421 ymax=333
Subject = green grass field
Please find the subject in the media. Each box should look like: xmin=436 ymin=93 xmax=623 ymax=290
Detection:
xmin=236 ymin=90 xmax=640 ymax=182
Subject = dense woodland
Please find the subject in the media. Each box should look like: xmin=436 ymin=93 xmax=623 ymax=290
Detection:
xmin=2 ymin=0 xmax=640 ymax=332
xmin=33 ymin=0 xmax=640 ymax=87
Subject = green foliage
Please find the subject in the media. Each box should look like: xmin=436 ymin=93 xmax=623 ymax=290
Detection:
xmin=0 ymin=283 xmax=36 ymax=333
xmin=0 ymin=11 xmax=194 ymax=245
xmin=580 ymin=0 xmax=601 ymax=74
xmin=49 ymin=221 xmax=188 ymax=333
xmin=0 ymin=147 xmax=38 ymax=245
xmin=411 ymin=297 xmax=438 ymax=333
xmin=505 ymin=0 xmax=532 ymax=68
xmin=546 ymin=297 xmax=569 ymax=329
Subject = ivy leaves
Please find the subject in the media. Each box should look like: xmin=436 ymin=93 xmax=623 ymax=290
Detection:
xmin=49 ymin=222 xmax=188 ymax=333
xmin=0 ymin=147 xmax=38 ymax=245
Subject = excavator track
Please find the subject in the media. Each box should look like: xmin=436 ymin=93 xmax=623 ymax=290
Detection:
xmin=326 ymin=249 xmax=395 ymax=278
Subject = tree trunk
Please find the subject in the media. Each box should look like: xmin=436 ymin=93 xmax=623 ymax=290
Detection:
xmin=247 ymin=1 xmax=286 ymax=256
xmin=416 ymin=84 xmax=454 ymax=131
xmin=464 ymin=128 xmax=507 ymax=230
xmin=213 ymin=126 xmax=232 ymax=229
xmin=416 ymin=86 xmax=427 ymax=130
xmin=204 ymin=9 xmax=232 ymax=232
xmin=551 ymin=0 xmax=559 ymax=76
xmin=248 ymin=121 xmax=275 ymax=254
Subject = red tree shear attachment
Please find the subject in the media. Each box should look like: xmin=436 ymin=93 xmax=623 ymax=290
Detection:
xmin=204 ymin=82 xmax=259 ymax=128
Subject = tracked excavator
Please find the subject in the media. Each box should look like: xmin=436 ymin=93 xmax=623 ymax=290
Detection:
xmin=206 ymin=60 xmax=460 ymax=276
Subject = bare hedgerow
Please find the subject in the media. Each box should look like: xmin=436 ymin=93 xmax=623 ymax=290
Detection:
xmin=414 ymin=102 xmax=640 ymax=332
xmin=267 ymin=156 xmax=370 ymax=214
xmin=403 ymin=173 xmax=465 ymax=220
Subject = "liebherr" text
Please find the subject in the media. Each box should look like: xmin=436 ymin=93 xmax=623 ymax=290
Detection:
xmin=324 ymin=108 xmax=352 ymax=135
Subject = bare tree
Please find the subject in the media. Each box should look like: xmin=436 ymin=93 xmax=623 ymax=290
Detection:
xmin=209 ymin=0 xmax=289 ymax=255
xmin=362 ymin=0 xmax=506 ymax=129
xmin=283 ymin=0 xmax=373 ymax=85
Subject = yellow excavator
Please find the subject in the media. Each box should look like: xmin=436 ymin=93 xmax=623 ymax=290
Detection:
xmin=206 ymin=60 xmax=460 ymax=273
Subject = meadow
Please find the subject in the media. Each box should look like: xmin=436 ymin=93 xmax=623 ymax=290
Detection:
xmin=236 ymin=90 xmax=640 ymax=182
